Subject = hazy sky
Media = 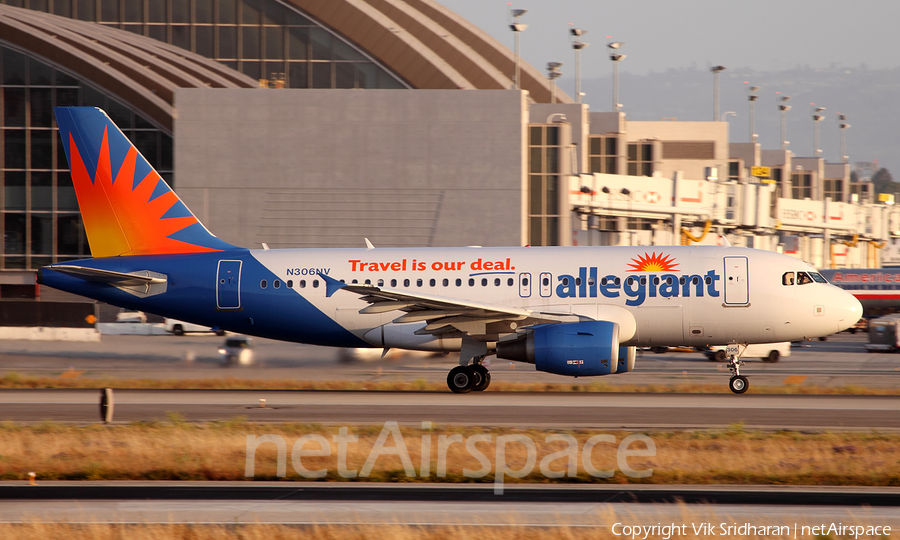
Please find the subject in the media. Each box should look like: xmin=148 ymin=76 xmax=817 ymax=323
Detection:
xmin=436 ymin=0 xmax=900 ymax=78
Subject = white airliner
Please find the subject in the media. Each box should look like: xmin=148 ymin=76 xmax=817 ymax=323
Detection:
xmin=39 ymin=108 xmax=863 ymax=394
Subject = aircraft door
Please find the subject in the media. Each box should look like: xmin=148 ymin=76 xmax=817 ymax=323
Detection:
xmin=723 ymin=256 xmax=749 ymax=305
xmin=539 ymin=272 xmax=552 ymax=297
xmin=519 ymin=273 xmax=532 ymax=297
xmin=217 ymin=260 xmax=242 ymax=310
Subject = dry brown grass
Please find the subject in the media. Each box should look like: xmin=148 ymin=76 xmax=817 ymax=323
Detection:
xmin=0 ymin=372 xmax=895 ymax=395
xmin=1 ymin=420 xmax=898 ymax=485
xmin=0 ymin=522 xmax=796 ymax=540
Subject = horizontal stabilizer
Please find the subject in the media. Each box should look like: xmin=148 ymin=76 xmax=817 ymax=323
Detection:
xmin=50 ymin=265 xmax=166 ymax=286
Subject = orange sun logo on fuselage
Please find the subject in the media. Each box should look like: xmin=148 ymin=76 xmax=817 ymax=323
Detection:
xmin=627 ymin=252 xmax=679 ymax=272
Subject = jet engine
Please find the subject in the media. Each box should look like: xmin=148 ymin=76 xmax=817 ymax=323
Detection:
xmin=496 ymin=320 xmax=634 ymax=376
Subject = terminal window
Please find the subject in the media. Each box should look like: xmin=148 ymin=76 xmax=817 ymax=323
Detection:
xmin=627 ymin=142 xmax=653 ymax=176
xmin=588 ymin=135 xmax=618 ymax=174
xmin=528 ymin=125 xmax=562 ymax=246
xmin=8 ymin=0 xmax=411 ymax=90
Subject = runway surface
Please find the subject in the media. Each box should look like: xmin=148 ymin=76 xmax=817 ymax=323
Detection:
xmin=2 ymin=333 xmax=900 ymax=392
xmin=2 ymin=389 xmax=899 ymax=428
xmin=1 ymin=483 xmax=898 ymax=525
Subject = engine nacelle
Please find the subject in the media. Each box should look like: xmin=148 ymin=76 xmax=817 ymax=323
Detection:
xmin=497 ymin=321 xmax=622 ymax=376
xmin=612 ymin=345 xmax=636 ymax=374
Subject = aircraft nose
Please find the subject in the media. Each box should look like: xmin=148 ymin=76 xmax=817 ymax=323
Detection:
xmin=833 ymin=287 xmax=863 ymax=333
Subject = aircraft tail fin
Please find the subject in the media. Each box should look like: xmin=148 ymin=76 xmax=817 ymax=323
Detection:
xmin=53 ymin=107 xmax=237 ymax=258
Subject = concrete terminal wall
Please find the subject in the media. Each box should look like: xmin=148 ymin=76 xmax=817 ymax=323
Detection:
xmin=174 ymin=89 xmax=527 ymax=249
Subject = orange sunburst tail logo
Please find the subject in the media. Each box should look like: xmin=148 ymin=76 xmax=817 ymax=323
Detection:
xmin=54 ymin=107 xmax=238 ymax=258
xmin=627 ymin=252 xmax=679 ymax=272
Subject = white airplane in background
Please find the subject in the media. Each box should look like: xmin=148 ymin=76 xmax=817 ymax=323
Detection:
xmin=819 ymin=268 xmax=900 ymax=313
xmin=39 ymin=107 xmax=863 ymax=394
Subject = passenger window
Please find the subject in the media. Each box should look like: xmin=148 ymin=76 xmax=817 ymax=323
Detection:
xmin=442 ymin=278 xmax=449 ymax=287
xmin=507 ymin=278 xmax=514 ymax=286
xmin=274 ymin=280 xmax=281 ymax=289
xmin=575 ymin=277 xmax=582 ymax=286
xmin=313 ymin=280 xmax=319 ymax=288
xmin=523 ymin=278 xmax=529 ymax=286
xmin=782 ymin=272 xmax=794 ymax=286
xmin=377 ymin=279 xmax=384 ymax=287
xmin=562 ymin=277 xmax=570 ymax=286
xmin=640 ymin=277 xmax=646 ymax=285
xmin=417 ymin=279 xmax=423 ymax=287
xmin=287 ymin=280 xmax=293 ymax=288
xmin=481 ymin=278 xmax=488 ymax=286
xmin=456 ymin=278 xmax=462 ymax=286
xmin=469 ymin=278 xmax=475 ymax=286
xmin=543 ymin=277 xmax=550 ymax=286
xmin=390 ymin=279 xmax=397 ymax=287
xmin=587 ymin=277 xmax=595 ymax=286
xmin=260 ymin=280 xmax=267 ymax=289
xmin=429 ymin=278 xmax=436 ymax=287
xmin=365 ymin=279 xmax=371 ymax=285
xmin=404 ymin=279 xmax=410 ymax=287
xmin=494 ymin=278 xmax=500 ymax=286
xmin=351 ymin=279 xmax=358 ymax=284
xmin=300 ymin=280 xmax=306 ymax=288
xmin=797 ymin=272 xmax=813 ymax=285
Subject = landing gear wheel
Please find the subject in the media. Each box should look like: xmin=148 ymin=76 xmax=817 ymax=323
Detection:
xmin=447 ymin=366 xmax=476 ymax=394
xmin=172 ymin=325 xmax=184 ymax=336
xmin=471 ymin=364 xmax=491 ymax=392
xmin=729 ymin=375 xmax=749 ymax=394
xmin=764 ymin=350 xmax=780 ymax=363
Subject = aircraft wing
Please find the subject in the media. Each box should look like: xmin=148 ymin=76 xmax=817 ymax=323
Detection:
xmin=322 ymin=274 xmax=581 ymax=337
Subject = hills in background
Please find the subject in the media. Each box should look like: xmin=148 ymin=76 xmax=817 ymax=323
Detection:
xmin=570 ymin=65 xmax=899 ymax=183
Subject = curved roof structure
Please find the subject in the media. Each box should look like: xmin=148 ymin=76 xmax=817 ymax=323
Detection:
xmin=284 ymin=0 xmax=574 ymax=102
xmin=0 ymin=5 xmax=257 ymax=131
xmin=1 ymin=0 xmax=572 ymax=131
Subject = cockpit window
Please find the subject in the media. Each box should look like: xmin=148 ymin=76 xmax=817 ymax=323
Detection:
xmin=782 ymin=272 xmax=795 ymax=286
xmin=797 ymin=271 xmax=813 ymax=285
xmin=810 ymin=272 xmax=827 ymax=283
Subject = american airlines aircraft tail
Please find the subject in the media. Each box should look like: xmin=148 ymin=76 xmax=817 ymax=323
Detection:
xmin=40 ymin=107 xmax=863 ymax=394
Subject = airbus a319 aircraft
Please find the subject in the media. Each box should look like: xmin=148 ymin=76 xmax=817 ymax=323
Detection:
xmin=40 ymin=107 xmax=863 ymax=394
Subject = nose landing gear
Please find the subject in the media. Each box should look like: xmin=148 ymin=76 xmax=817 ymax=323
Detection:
xmin=726 ymin=348 xmax=749 ymax=394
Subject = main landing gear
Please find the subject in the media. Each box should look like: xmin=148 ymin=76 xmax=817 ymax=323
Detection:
xmin=727 ymin=352 xmax=749 ymax=394
xmin=447 ymin=362 xmax=491 ymax=393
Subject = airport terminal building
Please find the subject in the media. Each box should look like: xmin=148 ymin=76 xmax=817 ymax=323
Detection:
xmin=0 ymin=0 xmax=896 ymax=302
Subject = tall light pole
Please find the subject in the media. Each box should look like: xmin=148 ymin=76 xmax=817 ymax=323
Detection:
xmin=710 ymin=66 xmax=726 ymax=120
xmin=838 ymin=113 xmax=850 ymax=163
xmin=608 ymin=42 xmax=625 ymax=112
xmin=748 ymin=86 xmax=759 ymax=143
xmin=509 ymin=9 xmax=528 ymax=90
xmin=570 ymin=28 xmax=588 ymax=103
xmin=812 ymin=105 xmax=826 ymax=158
xmin=779 ymin=96 xmax=791 ymax=151
xmin=546 ymin=62 xmax=563 ymax=104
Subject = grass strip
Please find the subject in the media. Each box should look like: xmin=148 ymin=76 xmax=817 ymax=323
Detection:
xmin=0 ymin=372 xmax=896 ymax=394
xmin=1 ymin=418 xmax=898 ymax=485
